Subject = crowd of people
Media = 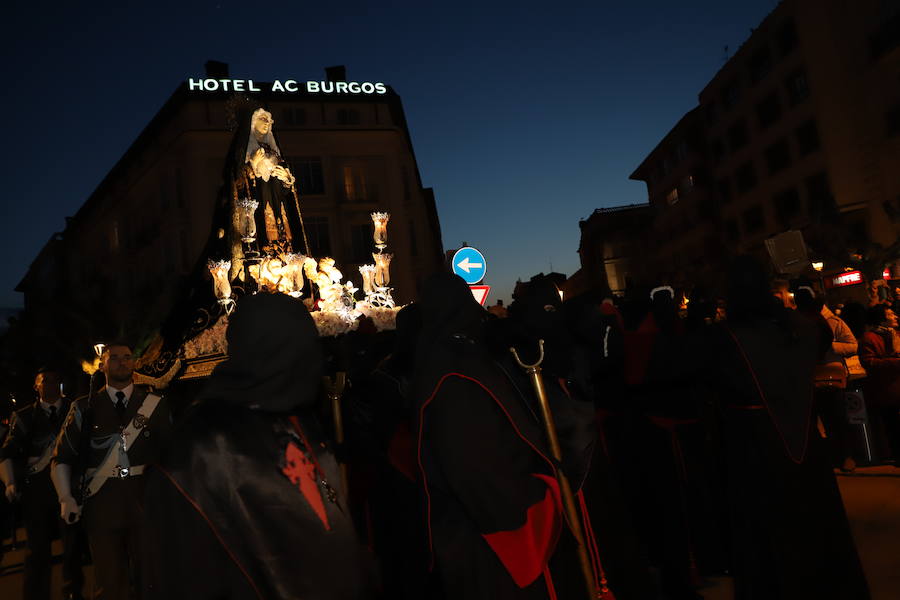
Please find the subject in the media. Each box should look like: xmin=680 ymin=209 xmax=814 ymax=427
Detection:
xmin=1 ymin=254 xmax=896 ymax=600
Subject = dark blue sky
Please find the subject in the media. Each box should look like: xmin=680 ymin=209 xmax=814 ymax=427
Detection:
xmin=1 ymin=0 xmax=778 ymax=308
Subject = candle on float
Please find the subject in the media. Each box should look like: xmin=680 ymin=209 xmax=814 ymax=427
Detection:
xmin=359 ymin=264 xmax=376 ymax=294
xmin=373 ymin=252 xmax=393 ymax=287
xmin=371 ymin=212 xmax=390 ymax=248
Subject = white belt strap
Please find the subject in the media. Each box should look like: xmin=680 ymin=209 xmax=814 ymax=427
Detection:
xmin=84 ymin=393 xmax=161 ymax=498
xmin=27 ymin=441 xmax=55 ymax=475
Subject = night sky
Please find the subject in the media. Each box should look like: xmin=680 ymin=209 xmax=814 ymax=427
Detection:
xmin=2 ymin=0 xmax=778 ymax=309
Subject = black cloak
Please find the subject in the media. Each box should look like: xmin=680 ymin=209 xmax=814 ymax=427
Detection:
xmin=413 ymin=273 xmax=601 ymax=600
xmin=142 ymin=293 xmax=377 ymax=600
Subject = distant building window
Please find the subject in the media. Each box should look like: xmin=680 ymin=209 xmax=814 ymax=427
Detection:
xmin=337 ymin=109 xmax=361 ymax=125
xmin=795 ymin=120 xmax=821 ymax=155
xmin=886 ymin=104 xmax=900 ymax=137
xmin=288 ymin=157 xmax=325 ymax=195
xmin=742 ymin=204 xmax=765 ymax=234
xmin=735 ymin=161 xmax=757 ymax=195
xmin=748 ymin=47 xmax=773 ymax=83
xmin=666 ymin=188 xmax=679 ymax=205
xmin=774 ymin=187 xmax=802 ymax=222
xmin=722 ymin=80 xmax=742 ymax=110
xmin=349 ymin=224 xmax=371 ymax=264
xmin=776 ymin=19 xmax=798 ymax=58
xmin=764 ymin=139 xmax=792 ymax=175
xmin=676 ymin=140 xmax=689 ymax=161
xmin=727 ymin=119 xmax=749 ymax=152
xmin=717 ymin=178 xmax=733 ymax=204
xmin=755 ymin=92 xmax=782 ymax=129
xmin=786 ymin=69 xmax=810 ymax=105
xmin=305 ymin=216 xmax=331 ymax=256
xmin=282 ymin=108 xmax=307 ymax=127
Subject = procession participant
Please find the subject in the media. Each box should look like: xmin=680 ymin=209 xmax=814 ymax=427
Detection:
xmin=0 ymin=368 xmax=85 ymax=600
xmin=655 ymin=256 xmax=869 ymax=599
xmin=52 ymin=343 xmax=173 ymax=600
xmin=141 ymin=293 xmax=377 ymax=600
xmin=414 ymin=272 xmax=584 ymax=600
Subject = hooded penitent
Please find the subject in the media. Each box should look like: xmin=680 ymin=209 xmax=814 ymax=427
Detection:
xmin=722 ymin=255 xmax=818 ymax=463
xmin=412 ymin=273 xmax=604 ymax=600
xmin=142 ymin=293 xmax=376 ymax=600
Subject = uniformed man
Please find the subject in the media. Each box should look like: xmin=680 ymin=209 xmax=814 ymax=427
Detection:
xmin=0 ymin=368 xmax=85 ymax=600
xmin=51 ymin=343 xmax=172 ymax=600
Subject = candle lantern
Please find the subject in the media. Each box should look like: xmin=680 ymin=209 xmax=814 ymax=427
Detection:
xmin=373 ymin=252 xmax=393 ymax=287
xmin=371 ymin=212 xmax=390 ymax=250
xmin=282 ymin=253 xmax=307 ymax=297
xmin=208 ymin=260 xmax=233 ymax=304
xmin=237 ymin=198 xmax=259 ymax=242
xmin=359 ymin=264 xmax=376 ymax=294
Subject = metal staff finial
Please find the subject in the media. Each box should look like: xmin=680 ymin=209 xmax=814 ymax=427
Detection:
xmin=509 ymin=339 xmax=606 ymax=600
xmin=509 ymin=338 xmax=544 ymax=370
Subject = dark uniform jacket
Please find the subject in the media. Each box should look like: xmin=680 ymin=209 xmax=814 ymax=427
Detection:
xmin=53 ymin=384 xmax=172 ymax=528
xmin=2 ymin=399 xmax=72 ymax=480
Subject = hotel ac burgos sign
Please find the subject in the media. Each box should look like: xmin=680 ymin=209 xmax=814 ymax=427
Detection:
xmin=188 ymin=78 xmax=387 ymax=95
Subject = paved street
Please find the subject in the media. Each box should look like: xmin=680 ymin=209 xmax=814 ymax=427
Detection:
xmin=1 ymin=466 xmax=897 ymax=599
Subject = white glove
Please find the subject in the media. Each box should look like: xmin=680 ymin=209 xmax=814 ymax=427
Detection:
xmin=4 ymin=483 xmax=18 ymax=503
xmin=59 ymin=494 xmax=82 ymax=523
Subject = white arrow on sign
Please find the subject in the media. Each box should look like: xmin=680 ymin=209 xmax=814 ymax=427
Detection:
xmin=456 ymin=257 xmax=483 ymax=273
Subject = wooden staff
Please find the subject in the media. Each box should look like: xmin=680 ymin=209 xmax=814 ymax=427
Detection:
xmin=322 ymin=372 xmax=349 ymax=497
xmin=510 ymin=340 xmax=599 ymax=600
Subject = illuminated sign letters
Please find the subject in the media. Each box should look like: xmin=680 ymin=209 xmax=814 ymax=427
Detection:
xmin=831 ymin=271 xmax=863 ymax=287
xmin=187 ymin=78 xmax=387 ymax=95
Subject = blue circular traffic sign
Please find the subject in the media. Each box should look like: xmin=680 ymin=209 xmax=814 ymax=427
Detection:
xmin=452 ymin=247 xmax=487 ymax=285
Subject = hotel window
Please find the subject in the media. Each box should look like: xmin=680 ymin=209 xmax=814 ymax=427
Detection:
xmin=735 ymin=161 xmax=757 ymax=195
xmin=337 ymin=109 xmax=361 ymax=125
xmin=288 ymin=157 xmax=325 ymax=195
xmin=680 ymin=175 xmax=695 ymax=196
xmin=742 ymin=204 xmax=765 ymax=234
xmin=795 ymin=120 xmax=821 ymax=155
xmin=748 ymin=47 xmax=773 ymax=84
xmin=342 ymin=165 xmax=368 ymax=202
xmin=305 ymin=216 xmax=331 ymax=256
xmin=666 ymin=188 xmax=679 ymax=205
xmin=786 ymin=69 xmax=810 ymax=105
xmin=727 ymin=119 xmax=749 ymax=152
xmin=764 ymin=139 xmax=792 ymax=175
xmin=281 ymin=108 xmax=307 ymax=127
xmin=755 ymin=92 xmax=782 ymax=130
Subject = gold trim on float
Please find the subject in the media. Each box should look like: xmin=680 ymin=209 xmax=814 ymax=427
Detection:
xmin=180 ymin=353 xmax=227 ymax=380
